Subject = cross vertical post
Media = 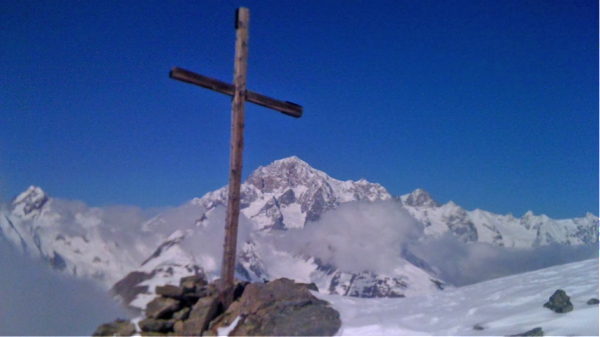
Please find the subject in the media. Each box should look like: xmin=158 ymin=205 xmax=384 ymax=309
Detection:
xmin=220 ymin=7 xmax=249 ymax=307
xmin=169 ymin=6 xmax=302 ymax=309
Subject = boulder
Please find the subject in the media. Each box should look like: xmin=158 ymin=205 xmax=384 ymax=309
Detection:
xmin=138 ymin=318 xmax=175 ymax=333
xmin=92 ymin=318 xmax=136 ymax=336
xmin=587 ymin=298 xmax=599 ymax=305
xmin=215 ymin=278 xmax=340 ymax=336
xmin=472 ymin=324 xmax=484 ymax=331
xmin=543 ymin=289 xmax=573 ymax=313
xmin=146 ymin=297 xmax=182 ymax=319
xmin=181 ymin=295 xmax=221 ymax=336
xmin=511 ymin=327 xmax=544 ymax=336
xmin=172 ymin=307 xmax=191 ymax=320
xmin=156 ymin=284 xmax=185 ymax=299
xmin=180 ymin=273 xmax=208 ymax=292
xmin=298 ymin=282 xmax=319 ymax=292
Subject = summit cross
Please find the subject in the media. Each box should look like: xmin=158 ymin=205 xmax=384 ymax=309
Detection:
xmin=169 ymin=7 xmax=302 ymax=306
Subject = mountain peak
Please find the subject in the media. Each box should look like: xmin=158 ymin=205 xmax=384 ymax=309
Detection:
xmin=245 ymin=156 xmax=328 ymax=193
xmin=402 ymin=189 xmax=439 ymax=208
xmin=11 ymin=185 xmax=50 ymax=218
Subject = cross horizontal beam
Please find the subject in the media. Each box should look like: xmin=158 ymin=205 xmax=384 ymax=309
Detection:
xmin=170 ymin=67 xmax=303 ymax=118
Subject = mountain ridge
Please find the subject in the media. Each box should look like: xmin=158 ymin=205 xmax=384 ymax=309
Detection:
xmin=0 ymin=156 xmax=597 ymax=308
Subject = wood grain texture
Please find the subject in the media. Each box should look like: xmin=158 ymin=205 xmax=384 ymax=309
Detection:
xmin=220 ymin=7 xmax=250 ymax=307
xmin=170 ymin=67 xmax=302 ymax=118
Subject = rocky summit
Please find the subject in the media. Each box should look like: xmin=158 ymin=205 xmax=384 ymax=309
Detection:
xmin=95 ymin=274 xmax=341 ymax=336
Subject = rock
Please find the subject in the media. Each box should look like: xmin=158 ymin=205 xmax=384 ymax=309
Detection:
xmin=172 ymin=307 xmax=191 ymax=320
xmin=543 ymin=289 xmax=573 ymax=313
xmin=512 ymin=327 xmax=544 ymax=336
xmin=299 ymin=282 xmax=319 ymax=292
xmin=218 ymin=278 xmax=341 ymax=336
xmin=138 ymin=318 xmax=175 ymax=333
xmin=587 ymin=298 xmax=599 ymax=305
xmin=202 ymin=330 xmax=218 ymax=336
xmin=473 ymin=324 xmax=484 ymax=331
xmin=146 ymin=297 xmax=182 ymax=319
xmin=156 ymin=284 xmax=185 ymax=299
xmin=173 ymin=320 xmax=185 ymax=335
xmin=233 ymin=280 xmax=249 ymax=301
xmin=181 ymin=295 xmax=221 ymax=335
xmin=180 ymin=273 xmax=208 ymax=292
xmin=93 ymin=318 xmax=136 ymax=336
xmin=111 ymin=271 xmax=155 ymax=306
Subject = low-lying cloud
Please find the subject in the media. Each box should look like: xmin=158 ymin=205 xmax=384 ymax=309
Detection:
xmin=267 ymin=200 xmax=598 ymax=286
xmin=0 ymin=243 xmax=129 ymax=335
xmin=272 ymin=200 xmax=423 ymax=274
xmin=408 ymin=233 xmax=599 ymax=286
xmin=179 ymin=205 xmax=252 ymax=277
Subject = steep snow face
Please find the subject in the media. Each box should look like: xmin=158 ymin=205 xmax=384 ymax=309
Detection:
xmin=195 ymin=156 xmax=392 ymax=230
xmin=10 ymin=186 xmax=49 ymax=219
xmin=399 ymin=191 xmax=599 ymax=248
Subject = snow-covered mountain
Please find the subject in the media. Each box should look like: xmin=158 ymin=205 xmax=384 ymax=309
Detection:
xmin=1 ymin=156 xmax=597 ymax=307
xmin=398 ymin=188 xmax=599 ymax=247
xmin=0 ymin=186 xmax=160 ymax=288
xmin=195 ymin=156 xmax=392 ymax=230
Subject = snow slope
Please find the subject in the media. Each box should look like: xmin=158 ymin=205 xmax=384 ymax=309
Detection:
xmin=315 ymin=258 xmax=599 ymax=336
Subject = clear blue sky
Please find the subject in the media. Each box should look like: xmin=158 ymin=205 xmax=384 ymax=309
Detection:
xmin=1 ymin=0 xmax=597 ymax=219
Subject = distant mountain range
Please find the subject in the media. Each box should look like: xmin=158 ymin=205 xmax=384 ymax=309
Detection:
xmin=1 ymin=156 xmax=597 ymax=311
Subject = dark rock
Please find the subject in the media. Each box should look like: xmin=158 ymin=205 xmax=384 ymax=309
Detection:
xmin=278 ymin=188 xmax=296 ymax=205
xmin=215 ymin=278 xmax=340 ymax=336
xmin=543 ymin=289 xmax=573 ymax=313
xmin=181 ymin=295 xmax=221 ymax=335
xmin=172 ymin=307 xmax=191 ymax=321
xmin=233 ymin=280 xmax=249 ymax=301
xmin=512 ymin=327 xmax=544 ymax=336
xmin=146 ymin=297 xmax=181 ymax=319
xmin=473 ymin=324 xmax=484 ymax=331
xmin=173 ymin=320 xmax=185 ymax=335
xmin=180 ymin=273 xmax=208 ymax=292
xmin=111 ymin=271 xmax=155 ymax=306
xmin=587 ymin=298 xmax=599 ymax=305
xmin=138 ymin=318 xmax=175 ymax=333
xmin=299 ymin=282 xmax=319 ymax=292
xmin=156 ymin=284 xmax=185 ymax=299
xmin=93 ymin=318 xmax=136 ymax=336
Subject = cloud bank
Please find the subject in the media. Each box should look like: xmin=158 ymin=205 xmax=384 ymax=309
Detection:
xmin=0 ymin=243 xmax=129 ymax=335
xmin=267 ymin=200 xmax=597 ymax=286
xmin=272 ymin=201 xmax=423 ymax=274
xmin=408 ymin=233 xmax=599 ymax=286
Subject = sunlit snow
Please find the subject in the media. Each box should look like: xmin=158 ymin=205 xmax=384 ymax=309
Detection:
xmin=313 ymin=258 xmax=599 ymax=336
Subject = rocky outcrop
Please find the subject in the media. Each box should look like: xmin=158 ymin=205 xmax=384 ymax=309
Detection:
xmin=543 ymin=289 xmax=573 ymax=313
xmin=211 ymin=278 xmax=340 ymax=336
xmin=95 ymin=276 xmax=340 ymax=336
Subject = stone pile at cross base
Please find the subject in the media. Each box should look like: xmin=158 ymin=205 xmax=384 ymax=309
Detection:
xmin=94 ymin=274 xmax=341 ymax=336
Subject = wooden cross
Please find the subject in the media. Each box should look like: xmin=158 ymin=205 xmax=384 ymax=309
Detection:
xmin=169 ymin=7 xmax=302 ymax=306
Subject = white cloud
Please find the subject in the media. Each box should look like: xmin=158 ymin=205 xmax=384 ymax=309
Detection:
xmin=270 ymin=200 xmax=423 ymax=274
xmin=0 ymin=243 xmax=129 ymax=335
xmin=407 ymin=232 xmax=598 ymax=286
